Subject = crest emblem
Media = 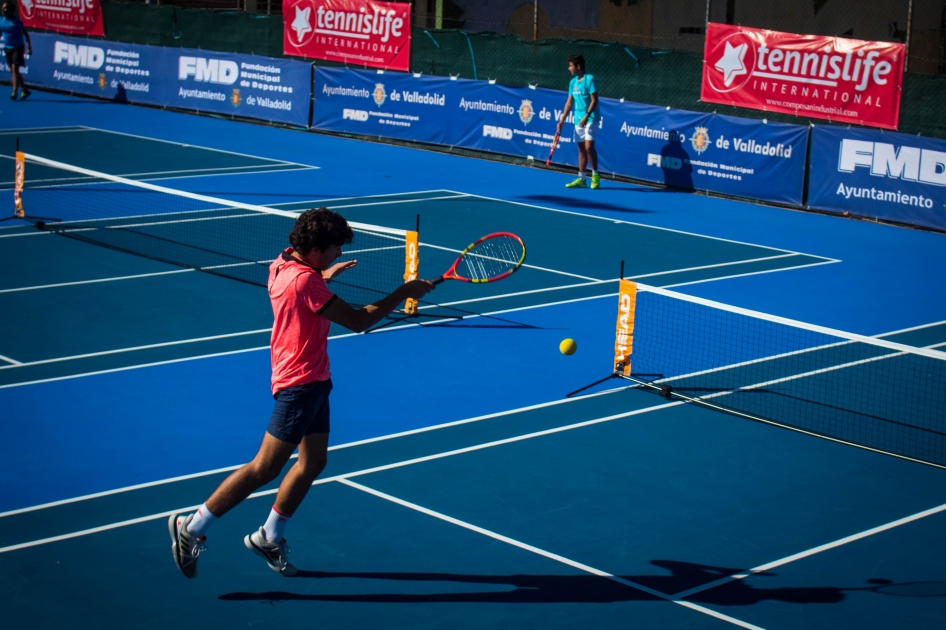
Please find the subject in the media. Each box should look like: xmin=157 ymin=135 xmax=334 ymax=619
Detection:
xmin=98 ymin=74 xmax=106 ymax=89
xmin=232 ymin=89 xmax=241 ymax=107
xmin=373 ymin=83 xmax=387 ymax=106
xmin=518 ymin=99 xmax=535 ymax=124
xmin=690 ymin=126 xmax=710 ymax=154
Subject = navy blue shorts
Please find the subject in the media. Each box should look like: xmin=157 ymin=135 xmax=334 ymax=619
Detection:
xmin=267 ymin=378 xmax=332 ymax=444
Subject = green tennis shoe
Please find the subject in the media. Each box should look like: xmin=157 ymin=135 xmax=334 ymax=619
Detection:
xmin=565 ymin=177 xmax=587 ymax=188
xmin=590 ymin=173 xmax=600 ymax=189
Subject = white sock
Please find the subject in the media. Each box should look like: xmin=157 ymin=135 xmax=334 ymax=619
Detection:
xmin=592 ymin=170 xmax=598 ymax=176
xmin=186 ymin=503 xmax=217 ymax=538
xmin=578 ymin=171 xmax=586 ymax=181
xmin=262 ymin=506 xmax=290 ymax=542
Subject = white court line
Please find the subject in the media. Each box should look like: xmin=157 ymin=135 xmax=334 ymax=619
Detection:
xmin=446 ymin=190 xmax=829 ymax=259
xmin=0 ymin=402 xmax=685 ymax=542
xmin=0 ymin=126 xmax=87 ymax=135
xmin=0 ymin=386 xmax=633 ymax=518
xmin=0 ymin=329 xmax=273 ymax=371
xmin=81 ymin=126 xmax=318 ymax=169
xmin=671 ymin=500 xmax=946 ymax=601
xmin=0 ymin=269 xmax=194 ymax=293
xmin=877 ymin=318 xmax=946 ymax=337
xmin=326 ymin=194 xmax=471 ymax=210
xmin=659 ymin=259 xmax=840 ymax=289
xmin=262 ymin=189 xmax=461 ymax=208
xmin=0 ymin=353 xmax=22 ymax=365
xmin=0 ymin=230 xmax=49 ymax=237
xmin=341 ymin=479 xmax=763 ymax=630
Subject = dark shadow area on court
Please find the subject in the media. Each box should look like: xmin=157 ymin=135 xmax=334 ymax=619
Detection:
xmin=218 ymin=560 xmax=903 ymax=607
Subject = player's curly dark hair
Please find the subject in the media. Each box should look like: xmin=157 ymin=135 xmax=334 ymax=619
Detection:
xmin=289 ymin=208 xmax=354 ymax=255
xmin=568 ymin=54 xmax=585 ymax=70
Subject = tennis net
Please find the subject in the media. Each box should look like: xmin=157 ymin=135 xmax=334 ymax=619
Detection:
xmin=13 ymin=152 xmax=418 ymax=309
xmin=609 ymin=280 xmax=946 ymax=468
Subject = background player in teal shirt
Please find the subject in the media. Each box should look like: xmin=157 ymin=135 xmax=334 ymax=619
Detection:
xmin=556 ymin=54 xmax=599 ymax=189
xmin=0 ymin=1 xmax=32 ymax=101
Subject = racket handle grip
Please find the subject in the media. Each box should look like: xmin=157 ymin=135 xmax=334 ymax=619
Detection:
xmin=432 ymin=277 xmax=445 ymax=285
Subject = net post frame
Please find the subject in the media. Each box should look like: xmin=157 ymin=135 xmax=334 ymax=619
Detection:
xmin=0 ymin=140 xmax=62 ymax=225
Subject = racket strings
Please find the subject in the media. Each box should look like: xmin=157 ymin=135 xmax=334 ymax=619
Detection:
xmin=457 ymin=236 xmax=524 ymax=281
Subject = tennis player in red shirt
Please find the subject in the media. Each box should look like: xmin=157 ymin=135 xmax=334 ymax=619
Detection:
xmin=169 ymin=208 xmax=434 ymax=578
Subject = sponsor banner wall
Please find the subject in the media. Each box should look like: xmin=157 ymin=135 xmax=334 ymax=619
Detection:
xmin=0 ymin=33 xmax=312 ymax=127
xmin=313 ymin=67 xmax=453 ymax=144
xmin=598 ymin=100 xmax=809 ymax=205
xmin=20 ymin=0 xmax=105 ymax=37
xmin=702 ymin=22 xmax=904 ymax=130
xmin=808 ymin=126 xmax=946 ymax=231
xmin=313 ymin=67 xmax=807 ymax=205
xmin=284 ymin=0 xmax=411 ymax=72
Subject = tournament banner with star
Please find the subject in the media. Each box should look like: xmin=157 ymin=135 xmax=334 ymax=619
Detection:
xmin=701 ymin=22 xmax=904 ymax=130
xmin=284 ymin=0 xmax=411 ymax=72
xmin=19 ymin=0 xmax=105 ymax=37
xmin=0 ymin=33 xmax=312 ymax=127
xmin=597 ymin=98 xmax=809 ymax=205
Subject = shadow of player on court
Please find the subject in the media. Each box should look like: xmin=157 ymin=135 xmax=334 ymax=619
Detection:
xmin=219 ymin=559 xmax=855 ymax=606
xmin=659 ymin=131 xmax=694 ymax=191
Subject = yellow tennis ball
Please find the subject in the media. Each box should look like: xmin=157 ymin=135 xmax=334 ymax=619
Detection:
xmin=559 ymin=338 xmax=577 ymax=355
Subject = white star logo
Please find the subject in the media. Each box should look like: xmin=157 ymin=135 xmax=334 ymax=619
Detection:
xmin=714 ymin=41 xmax=748 ymax=87
xmin=291 ymin=6 xmax=313 ymax=44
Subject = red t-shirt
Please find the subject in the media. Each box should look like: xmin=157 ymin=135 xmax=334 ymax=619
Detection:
xmin=268 ymin=249 xmax=337 ymax=393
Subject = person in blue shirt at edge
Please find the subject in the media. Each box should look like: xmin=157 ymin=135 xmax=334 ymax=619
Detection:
xmin=0 ymin=1 xmax=31 ymax=101
xmin=556 ymin=54 xmax=599 ymax=189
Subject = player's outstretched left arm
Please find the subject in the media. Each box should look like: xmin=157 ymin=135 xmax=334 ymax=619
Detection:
xmin=321 ymin=280 xmax=434 ymax=333
xmin=322 ymin=259 xmax=358 ymax=283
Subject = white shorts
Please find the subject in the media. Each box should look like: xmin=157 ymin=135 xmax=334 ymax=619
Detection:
xmin=574 ymin=124 xmax=598 ymax=143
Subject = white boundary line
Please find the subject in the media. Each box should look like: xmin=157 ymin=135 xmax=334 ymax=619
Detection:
xmin=0 ymin=329 xmax=273 ymax=370
xmin=0 ymin=269 xmax=195 ymax=293
xmin=446 ymin=190 xmax=828 ymax=259
xmin=326 ymin=194 xmax=471 ymax=210
xmin=671 ymin=500 xmax=946 ymax=600
xmin=340 ymin=479 xmax=763 ymax=630
xmin=0 ymin=353 xmax=22 ymax=365
xmin=0 ymin=386 xmax=641 ymax=518
xmin=0 ymin=126 xmax=87 ymax=135
xmin=658 ymin=259 xmax=841 ymax=289
xmin=79 ymin=125 xmax=318 ymax=169
xmin=877 ymin=318 xmax=946 ymax=337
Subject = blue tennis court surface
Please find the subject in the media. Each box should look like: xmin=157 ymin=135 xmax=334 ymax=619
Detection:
xmin=2 ymin=92 xmax=946 ymax=629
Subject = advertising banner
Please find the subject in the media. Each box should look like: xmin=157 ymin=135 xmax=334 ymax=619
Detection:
xmin=448 ymin=80 xmax=578 ymax=165
xmin=701 ymin=22 xmax=904 ymax=130
xmin=0 ymin=33 xmax=312 ymax=127
xmin=284 ymin=0 xmax=411 ymax=72
xmin=313 ymin=67 xmax=453 ymax=144
xmin=598 ymin=99 xmax=809 ymax=205
xmin=19 ymin=0 xmax=105 ymax=37
xmin=808 ymin=125 xmax=946 ymax=231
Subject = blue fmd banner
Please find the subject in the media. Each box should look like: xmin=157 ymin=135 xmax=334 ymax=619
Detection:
xmin=313 ymin=67 xmax=454 ymax=145
xmin=0 ymin=33 xmax=311 ymax=127
xmin=448 ymin=80 xmax=580 ymax=166
xmin=314 ymin=67 xmax=584 ymax=166
xmin=598 ymin=100 xmax=809 ymax=205
xmin=808 ymin=126 xmax=946 ymax=231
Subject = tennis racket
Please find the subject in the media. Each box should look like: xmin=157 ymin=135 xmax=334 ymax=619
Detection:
xmin=545 ymin=129 xmax=562 ymax=166
xmin=431 ymin=233 xmax=526 ymax=285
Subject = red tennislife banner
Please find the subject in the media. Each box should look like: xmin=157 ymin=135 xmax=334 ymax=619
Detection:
xmin=283 ymin=0 xmax=410 ymax=72
xmin=701 ymin=22 xmax=904 ymax=130
xmin=19 ymin=0 xmax=105 ymax=37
